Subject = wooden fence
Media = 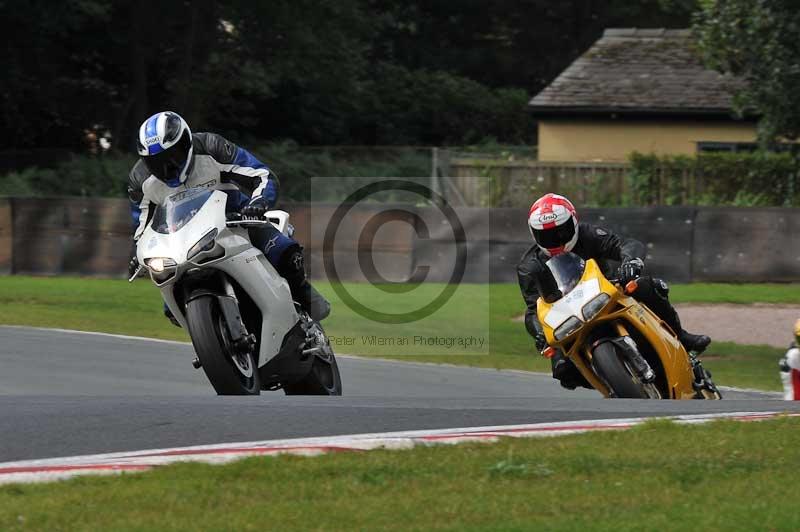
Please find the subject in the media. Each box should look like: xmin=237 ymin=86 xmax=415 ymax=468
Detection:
xmin=445 ymin=157 xmax=629 ymax=207
xmin=444 ymin=156 xmax=798 ymax=208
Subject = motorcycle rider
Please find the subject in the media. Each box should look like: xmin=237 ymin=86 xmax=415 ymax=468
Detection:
xmin=127 ymin=111 xmax=329 ymax=323
xmin=779 ymin=319 xmax=800 ymax=400
xmin=517 ymin=193 xmax=710 ymax=389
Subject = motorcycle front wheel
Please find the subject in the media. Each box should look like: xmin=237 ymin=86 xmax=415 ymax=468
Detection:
xmin=186 ymin=295 xmax=261 ymax=395
xmin=591 ymin=342 xmax=649 ymax=399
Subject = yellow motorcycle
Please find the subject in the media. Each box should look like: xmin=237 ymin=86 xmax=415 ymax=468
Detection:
xmin=536 ymin=253 xmax=721 ymax=399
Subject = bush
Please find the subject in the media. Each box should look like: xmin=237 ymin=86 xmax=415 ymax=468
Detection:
xmin=0 ymin=147 xmax=433 ymax=202
xmin=360 ymin=63 xmax=535 ymax=146
xmin=250 ymin=142 xmax=433 ymax=202
xmin=627 ymin=151 xmax=800 ymax=206
xmin=0 ymin=155 xmax=136 ymax=198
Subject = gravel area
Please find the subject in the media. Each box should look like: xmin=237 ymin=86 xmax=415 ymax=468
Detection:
xmin=675 ymin=304 xmax=799 ymax=349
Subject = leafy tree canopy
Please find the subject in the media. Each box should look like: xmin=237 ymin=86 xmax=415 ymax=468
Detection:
xmin=0 ymin=0 xmax=697 ymax=152
xmin=695 ymin=0 xmax=800 ymax=141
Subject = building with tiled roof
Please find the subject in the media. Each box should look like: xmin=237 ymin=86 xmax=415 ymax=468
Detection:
xmin=529 ymin=28 xmax=756 ymax=162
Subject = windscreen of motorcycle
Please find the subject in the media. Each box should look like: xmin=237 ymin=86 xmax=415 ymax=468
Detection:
xmin=545 ymin=253 xmax=586 ymax=296
xmin=541 ymin=254 xmax=603 ymax=330
xmin=151 ymin=188 xmax=214 ymax=234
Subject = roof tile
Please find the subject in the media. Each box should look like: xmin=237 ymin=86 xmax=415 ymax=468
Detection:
xmin=529 ymin=28 xmax=745 ymax=113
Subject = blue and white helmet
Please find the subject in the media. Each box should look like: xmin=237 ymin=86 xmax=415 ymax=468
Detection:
xmin=136 ymin=111 xmax=194 ymax=185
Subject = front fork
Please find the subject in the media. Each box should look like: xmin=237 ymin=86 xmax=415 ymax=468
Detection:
xmin=567 ymin=321 xmax=655 ymax=396
xmin=609 ymin=322 xmax=656 ymax=382
xmin=689 ymin=352 xmax=722 ymax=399
xmin=218 ymin=276 xmax=257 ymax=355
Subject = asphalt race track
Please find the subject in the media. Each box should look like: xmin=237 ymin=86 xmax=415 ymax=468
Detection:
xmin=2 ymin=326 xmax=799 ymax=463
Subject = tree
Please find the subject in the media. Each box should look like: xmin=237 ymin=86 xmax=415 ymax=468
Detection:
xmin=0 ymin=0 xmax=700 ymax=152
xmin=202 ymin=0 xmax=372 ymax=144
xmin=1 ymin=0 xmax=117 ymax=150
xmin=695 ymin=0 xmax=800 ymax=141
xmin=368 ymin=0 xmax=698 ymax=94
xmin=0 ymin=0 xmax=219 ymax=152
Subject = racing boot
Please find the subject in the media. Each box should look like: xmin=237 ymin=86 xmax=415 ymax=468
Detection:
xmin=634 ymin=277 xmax=710 ymax=353
xmin=678 ymin=330 xmax=711 ymax=353
xmin=295 ymin=281 xmax=331 ymax=321
xmin=278 ymin=246 xmax=330 ymax=321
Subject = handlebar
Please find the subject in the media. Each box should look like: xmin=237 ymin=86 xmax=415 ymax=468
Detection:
xmin=225 ymin=212 xmax=270 ymax=227
xmin=226 ymin=219 xmax=270 ymax=227
xmin=611 ymin=276 xmax=641 ymax=295
xmin=128 ymin=265 xmax=143 ymax=283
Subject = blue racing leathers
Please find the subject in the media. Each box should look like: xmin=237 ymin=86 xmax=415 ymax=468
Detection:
xmin=127 ymin=132 xmax=296 ymax=267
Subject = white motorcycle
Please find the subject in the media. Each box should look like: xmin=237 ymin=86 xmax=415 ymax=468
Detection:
xmin=131 ymin=187 xmax=342 ymax=396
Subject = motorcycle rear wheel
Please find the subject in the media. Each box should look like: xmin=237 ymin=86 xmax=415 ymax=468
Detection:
xmin=592 ymin=342 xmax=649 ymax=399
xmin=186 ymin=295 xmax=261 ymax=395
xmin=283 ymin=322 xmax=342 ymax=396
xmin=283 ymin=355 xmax=342 ymax=395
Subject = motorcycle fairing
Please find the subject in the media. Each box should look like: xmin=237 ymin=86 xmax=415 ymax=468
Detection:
xmin=136 ymin=189 xmax=299 ymax=367
xmin=537 ymin=257 xmax=698 ymax=399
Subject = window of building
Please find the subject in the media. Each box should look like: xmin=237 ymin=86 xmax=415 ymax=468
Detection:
xmin=696 ymin=141 xmax=758 ymax=153
xmin=697 ymin=141 xmax=796 ymax=153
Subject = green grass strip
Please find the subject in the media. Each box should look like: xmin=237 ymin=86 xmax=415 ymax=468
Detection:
xmin=669 ymin=282 xmax=800 ymax=304
xmin=1 ymin=416 xmax=798 ymax=531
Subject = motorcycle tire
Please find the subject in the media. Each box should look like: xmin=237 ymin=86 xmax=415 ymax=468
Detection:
xmin=186 ymin=295 xmax=261 ymax=395
xmin=591 ymin=341 xmax=648 ymax=399
xmin=283 ymin=347 xmax=342 ymax=396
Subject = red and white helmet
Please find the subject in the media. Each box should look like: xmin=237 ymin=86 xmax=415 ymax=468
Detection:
xmin=527 ymin=193 xmax=579 ymax=256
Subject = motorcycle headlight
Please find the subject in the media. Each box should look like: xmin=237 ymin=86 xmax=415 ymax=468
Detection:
xmin=581 ymin=293 xmax=611 ymax=321
xmin=145 ymin=257 xmax=177 ymax=273
xmin=554 ymin=316 xmax=583 ymax=341
xmin=188 ymin=229 xmax=219 ymax=260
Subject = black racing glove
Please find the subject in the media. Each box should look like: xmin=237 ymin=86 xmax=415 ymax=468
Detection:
xmin=241 ymin=196 xmax=269 ymax=218
xmin=619 ymin=258 xmax=644 ymax=284
xmin=534 ymin=333 xmax=547 ymax=353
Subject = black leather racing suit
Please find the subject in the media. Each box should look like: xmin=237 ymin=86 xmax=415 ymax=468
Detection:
xmin=517 ymin=223 xmax=687 ymax=388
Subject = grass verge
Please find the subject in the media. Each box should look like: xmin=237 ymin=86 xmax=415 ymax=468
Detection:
xmin=669 ymin=282 xmax=800 ymax=304
xmin=1 ymin=416 xmax=798 ymax=531
xmin=0 ymin=277 xmax=790 ymax=390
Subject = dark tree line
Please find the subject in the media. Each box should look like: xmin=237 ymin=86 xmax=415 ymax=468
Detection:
xmin=1 ymin=0 xmax=696 ymax=153
xmin=695 ymin=0 xmax=800 ymax=143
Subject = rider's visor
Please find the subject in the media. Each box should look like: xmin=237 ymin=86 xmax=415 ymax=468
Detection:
xmin=143 ymin=131 xmax=191 ymax=182
xmin=533 ymin=222 xmax=575 ymax=250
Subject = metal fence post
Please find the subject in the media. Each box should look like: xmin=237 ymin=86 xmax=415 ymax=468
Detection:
xmin=431 ymin=147 xmax=443 ymax=206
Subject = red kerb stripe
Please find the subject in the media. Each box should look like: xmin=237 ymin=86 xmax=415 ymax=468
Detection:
xmin=137 ymin=445 xmax=361 ymax=458
xmin=418 ymin=423 xmax=634 ymax=440
xmin=0 ymin=464 xmax=151 ymax=475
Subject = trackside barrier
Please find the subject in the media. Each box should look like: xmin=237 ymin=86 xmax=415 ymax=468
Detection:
xmin=0 ymin=198 xmax=799 ymax=282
